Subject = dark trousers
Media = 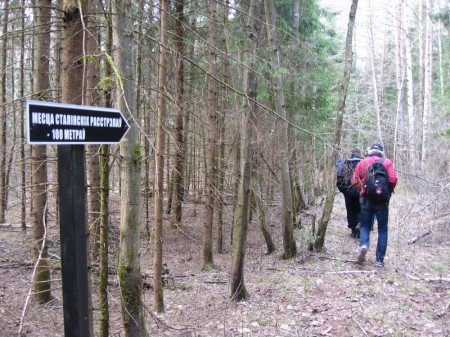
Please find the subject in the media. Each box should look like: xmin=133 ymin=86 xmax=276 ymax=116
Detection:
xmin=344 ymin=193 xmax=360 ymax=229
xmin=359 ymin=198 xmax=389 ymax=263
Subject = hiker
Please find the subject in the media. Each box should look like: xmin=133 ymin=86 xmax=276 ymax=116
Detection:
xmin=351 ymin=143 xmax=398 ymax=267
xmin=336 ymin=147 xmax=363 ymax=238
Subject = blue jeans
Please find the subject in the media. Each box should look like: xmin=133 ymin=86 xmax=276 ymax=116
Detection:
xmin=359 ymin=198 xmax=389 ymax=263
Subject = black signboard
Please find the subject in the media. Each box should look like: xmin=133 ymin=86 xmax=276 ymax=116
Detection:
xmin=26 ymin=100 xmax=129 ymax=144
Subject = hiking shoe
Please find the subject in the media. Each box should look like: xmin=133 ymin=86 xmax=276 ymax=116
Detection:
xmin=354 ymin=227 xmax=360 ymax=239
xmin=357 ymin=246 xmax=368 ymax=264
xmin=374 ymin=261 xmax=384 ymax=268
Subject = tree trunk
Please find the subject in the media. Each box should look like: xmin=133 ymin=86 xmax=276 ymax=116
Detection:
xmin=203 ymin=0 xmax=218 ymax=270
xmin=98 ymin=144 xmax=110 ymax=337
xmin=263 ymin=0 xmax=296 ymax=259
xmin=314 ymin=0 xmax=358 ymax=251
xmin=31 ymin=0 xmax=52 ymax=304
xmin=394 ymin=0 xmax=405 ymax=163
xmin=112 ymin=0 xmax=147 ymax=333
xmin=418 ymin=0 xmax=425 ymax=161
xmin=20 ymin=0 xmax=26 ymax=231
xmin=292 ymin=0 xmax=299 ymax=43
xmin=0 ymin=0 xmax=10 ymax=224
xmin=367 ymin=0 xmax=383 ymax=143
xmin=437 ymin=0 xmax=444 ymax=96
xmin=171 ymin=0 xmax=186 ymax=228
xmin=216 ymin=0 xmax=230 ymax=254
xmin=86 ymin=0 xmax=101 ymax=263
xmin=98 ymin=5 xmax=113 ymax=336
xmin=253 ymin=176 xmax=276 ymax=254
xmin=61 ymin=0 xmax=93 ymax=334
xmin=404 ymin=0 xmax=416 ymax=168
xmin=421 ymin=0 xmax=433 ymax=169
xmin=230 ymin=0 xmax=259 ymax=302
xmin=153 ymin=0 xmax=169 ymax=314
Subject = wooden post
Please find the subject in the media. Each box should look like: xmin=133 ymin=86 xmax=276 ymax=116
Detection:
xmin=58 ymin=145 xmax=90 ymax=337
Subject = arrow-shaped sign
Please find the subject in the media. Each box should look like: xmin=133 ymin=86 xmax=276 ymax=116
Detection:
xmin=26 ymin=100 xmax=130 ymax=145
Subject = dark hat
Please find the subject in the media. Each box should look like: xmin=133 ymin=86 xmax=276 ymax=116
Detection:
xmin=351 ymin=147 xmax=362 ymax=157
xmin=370 ymin=143 xmax=384 ymax=152
xmin=368 ymin=143 xmax=384 ymax=157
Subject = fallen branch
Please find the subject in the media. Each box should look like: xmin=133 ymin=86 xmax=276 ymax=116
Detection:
xmin=204 ymin=278 xmax=227 ymax=284
xmin=324 ymin=270 xmax=377 ymax=275
xmin=351 ymin=317 xmax=368 ymax=336
xmin=408 ymin=229 xmax=432 ymax=244
xmin=18 ymin=202 xmax=48 ymax=336
xmin=425 ymin=277 xmax=450 ymax=283
xmin=404 ymin=273 xmax=450 ymax=283
xmin=142 ymin=303 xmax=197 ymax=331
xmin=307 ymin=252 xmax=355 ymax=263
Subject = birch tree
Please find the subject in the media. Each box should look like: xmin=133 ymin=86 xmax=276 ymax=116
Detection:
xmin=367 ymin=0 xmax=383 ymax=144
xmin=394 ymin=0 xmax=406 ymax=162
xmin=421 ymin=0 xmax=433 ymax=169
xmin=314 ymin=0 xmax=358 ymax=250
xmin=404 ymin=0 xmax=416 ymax=167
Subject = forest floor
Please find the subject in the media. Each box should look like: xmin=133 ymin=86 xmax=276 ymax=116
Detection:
xmin=0 ymin=184 xmax=449 ymax=337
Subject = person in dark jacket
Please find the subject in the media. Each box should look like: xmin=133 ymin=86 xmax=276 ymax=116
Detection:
xmin=351 ymin=143 xmax=398 ymax=267
xmin=337 ymin=147 xmax=363 ymax=238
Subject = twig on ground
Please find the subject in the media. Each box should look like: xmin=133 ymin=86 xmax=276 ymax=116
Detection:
xmin=408 ymin=229 xmax=432 ymax=244
xmin=425 ymin=277 xmax=450 ymax=283
xmin=204 ymin=278 xmax=227 ymax=284
xmin=351 ymin=317 xmax=368 ymax=336
xmin=142 ymin=303 xmax=197 ymax=331
xmin=324 ymin=270 xmax=377 ymax=275
xmin=18 ymin=202 xmax=48 ymax=336
xmin=405 ymin=273 xmax=420 ymax=281
xmin=307 ymin=252 xmax=355 ymax=263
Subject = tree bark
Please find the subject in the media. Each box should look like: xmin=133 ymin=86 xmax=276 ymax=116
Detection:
xmin=0 ymin=0 xmax=10 ymax=224
xmin=368 ymin=0 xmax=383 ymax=143
xmin=98 ymin=4 xmax=113 ymax=336
xmin=230 ymin=0 xmax=259 ymax=302
xmin=203 ymin=0 xmax=218 ymax=270
xmin=20 ymin=0 xmax=26 ymax=231
xmin=216 ymin=0 xmax=230 ymax=254
xmin=394 ymin=0 xmax=406 ymax=163
xmin=418 ymin=0 xmax=425 ymax=161
xmin=314 ymin=0 xmax=358 ymax=251
xmin=421 ymin=0 xmax=433 ymax=169
xmin=153 ymin=0 xmax=169 ymax=314
xmin=86 ymin=0 xmax=101 ymax=263
xmin=263 ymin=0 xmax=296 ymax=259
xmin=112 ymin=0 xmax=147 ymax=333
xmin=404 ymin=0 xmax=416 ymax=168
xmin=61 ymin=0 xmax=94 ymax=334
xmin=31 ymin=0 xmax=52 ymax=304
xmin=171 ymin=0 xmax=185 ymax=228
xmin=253 ymin=176 xmax=276 ymax=254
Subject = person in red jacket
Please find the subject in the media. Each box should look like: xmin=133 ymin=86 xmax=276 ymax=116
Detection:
xmin=351 ymin=143 xmax=398 ymax=267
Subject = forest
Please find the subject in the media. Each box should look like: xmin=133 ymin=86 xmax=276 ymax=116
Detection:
xmin=0 ymin=0 xmax=449 ymax=336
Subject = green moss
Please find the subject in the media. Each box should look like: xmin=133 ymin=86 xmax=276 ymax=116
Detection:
xmin=133 ymin=143 xmax=143 ymax=165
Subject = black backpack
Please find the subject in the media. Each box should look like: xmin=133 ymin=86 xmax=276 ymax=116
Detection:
xmin=336 ymin=158 xmax=360 ymax=197
xmin=364 ymin=158 xmax=391 ymax=204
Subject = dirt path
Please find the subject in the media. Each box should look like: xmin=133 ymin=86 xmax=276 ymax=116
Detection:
xmin=0 ymin=190 xmax=449 ymax=336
